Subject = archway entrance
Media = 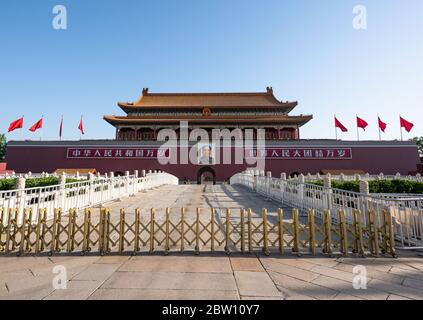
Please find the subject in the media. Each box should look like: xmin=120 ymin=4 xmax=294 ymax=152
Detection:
xmin=197 ymin=166 xmax=216 ymax=185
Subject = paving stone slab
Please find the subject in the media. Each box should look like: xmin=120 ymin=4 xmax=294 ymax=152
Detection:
xmin=240 ymin=296 xmax=285 ymax=300
xmin=230 ymin=257 xmax=264 ymax=272
xmin=89 ymin=288 xmax=239 ymax=300
xmin=102 ymin=272 xmax=237 ymax=291
xmin=387 ymin=294 xmax=412 ymax=300
xmin=0 ymin=274 xmax=55 ymax=300
xmin=311 ymin=275 xmax=389 ymax=300
xmin=368 ymin=278 xmax=423 ymax=300
xmin=234 ymin=271 xmax=281 ymax=297
xmin=269 ymin=271 xmax=338 ymax=300
xmin=95 ymin=256 xmax=132 ymax=264
xmin=72 ymin=263 xmax=122 ymax=281
xmin=389 ymin=267 xmax=423 ymax=282
xmin=334 ymin=262 xmax=404 ymax=286
xmin=261 ymin=259 xmax=320 ymax=282
xmin=44 ymin=280 xmax=102 ymax=300
xmin=119 ymin=256 xmax=232 ymax=273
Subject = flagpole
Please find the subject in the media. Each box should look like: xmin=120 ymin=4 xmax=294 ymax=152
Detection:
xmin=400 ymin=125 xmax=403 ymax=141
xmin=40 ymin=115 xmax=44 ymax=141
xmin=79 ymin=115 xmax=82 ymax=141
xmin=60 ymin=115 xmax=63 ymax=141
xmin=378 ymin=115 xmax=381 ymax=141
xmin=334 ymin=115 xmax=338 ymax=140
xmin=21 ymin=115 xmax=24 ymax=141
xmin=356 ymin=115 xmax=359 ymax=141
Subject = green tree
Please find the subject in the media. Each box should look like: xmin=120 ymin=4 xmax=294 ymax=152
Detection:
xmin=411 ymin=137 xmax=423 ymax=157
xmin=0 ymin=134 xmax=6 ymax=161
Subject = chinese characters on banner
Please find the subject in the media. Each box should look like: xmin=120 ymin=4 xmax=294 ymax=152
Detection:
xmin=67 ymin=147 xmax=352 ymax=160
xmin=244 ymin=148 xmax=352 ymax=159
xmin=67 ymin=148 xmax=169 ymax=159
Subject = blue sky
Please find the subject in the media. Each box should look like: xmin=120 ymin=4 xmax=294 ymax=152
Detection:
xmin=1 ymin=0 xmax=422 ymax=141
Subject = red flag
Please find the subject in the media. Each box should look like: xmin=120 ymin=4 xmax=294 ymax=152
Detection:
xmin=78 ymin=117 xmax=85 ymax=135
xmin=378 ymin=117 xmax=387 ymax=133
xmin=356 ymin=116 xmax=368 ymax=131
xmin=400 ymin=116 xmax=414 ymax=133
xmin=334 ymin=117 xmax=348 ymax=132
xmin=59 ymin=116 xmax=63 ymax=138
xmin=8 ymin=117 xmax=24 ymax=132
xmin=29 ymin=118 xmax=43 ymax=132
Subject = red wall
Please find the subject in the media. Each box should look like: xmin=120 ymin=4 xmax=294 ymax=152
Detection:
xmin=5 ymin=141 xmax=420 ymax=181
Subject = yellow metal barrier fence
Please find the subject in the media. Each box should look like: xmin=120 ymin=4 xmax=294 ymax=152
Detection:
xmin=0 ymin=207 xmax=396 ymax=257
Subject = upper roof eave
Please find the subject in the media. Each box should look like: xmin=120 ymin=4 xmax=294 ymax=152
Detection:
xmin=117 ymin=88 xmax=298 ymax=113
xmin=103 ymin=114 xmax=313 ymax=127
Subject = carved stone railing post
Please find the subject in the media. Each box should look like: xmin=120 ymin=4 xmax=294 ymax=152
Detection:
xmin=15 ymin=177 xmax=26 ymax=225
xmin=359 ymin=179 xmax=370 ymax=216
xmin=109 ymin=172 xmax=114 ymax=198
xmin=323 ymin=173 xmax=332 ymax=211
xmin=125 ymin=171 xmax=130 ymax=194
xmin=59 ymin=173 xmax=67 ymax=212
xmin=88 ymin=172 xmax=95 ymax=205
xmin=298 ymin=174 xmax=305 ymax=206
xmin=266 ymin=171 xmax=272 ymax=198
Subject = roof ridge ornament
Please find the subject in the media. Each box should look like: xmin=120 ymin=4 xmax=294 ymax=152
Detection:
xmin=142 ymin=88 xmax=149 ymax=95
xmin=266 ymin=86 xmax=273 ymax=94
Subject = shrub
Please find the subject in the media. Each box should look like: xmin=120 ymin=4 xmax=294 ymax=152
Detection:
xmin=0 ymin=179 xmax=16 ymax=191
xmin=308 ymin=179 xmax=423 ymax=194
xmin=0 ymin=177 xmax=84 ymax=191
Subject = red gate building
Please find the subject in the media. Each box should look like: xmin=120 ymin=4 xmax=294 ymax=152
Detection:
xmin=5 ymin=88 xmax=420 ymax=182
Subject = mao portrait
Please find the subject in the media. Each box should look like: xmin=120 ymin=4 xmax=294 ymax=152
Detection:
xmin=197 ymin=144 xmax=215 ymax=165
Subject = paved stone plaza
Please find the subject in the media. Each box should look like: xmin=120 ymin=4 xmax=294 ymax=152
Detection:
xmin=1 ymin=185 xmax=423 ymax=300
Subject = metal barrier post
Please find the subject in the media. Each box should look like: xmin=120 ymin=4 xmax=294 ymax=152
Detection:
xmin=180 ymin=208 xmax=185 ymax=252
xmin=248 ymin=208 xmax=253 ymax=253
xmin=50 ymin=209 xmax=59 ymax=254
xmin=386 ymin=210 xmax=397 ymax=258
xmin=119 ymin=209 xmax=125 ymax=253
xmin=262 ymin=208 xmax=269 ymax=255
xmin=150 ymin=208 xmax=155 ymax=253
xmin=240 ymin=209 xmax=245 ymax=253
xmin=323 ymin=209 xmax=333 ymax=256
xmin=308 ymin=209 xmax=316 ymax=255
xmin=292 ymin=208 xmax=300 ymax=256
xmin=195 ymin=208 xmax=200 ymax=255
xmin=66 ymin=209 xmax=74 ymax=253
xmin=210 ymin=208 xmax=215 ymax=252
xmin=278 ymin=208 xmax=284 ymax=254
xmin=83 ymin=208 xmax=91 ymax=254
xmin=225 ymin=208 xmax=231 ymax=253
xmin=372 ymin=210 xmax=380 ymax=256
xmin=356 ymin=210 xmax=365 ymax=257
xmin=165 ymin=208 xmax=170 ymax=255
xmin=381 ymin=209 xmax=388 ymax=254
xmin=35 ymin=209 xmax=43 ymax=254
xmin=134 ymin=208 xmax=140 ymax=254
